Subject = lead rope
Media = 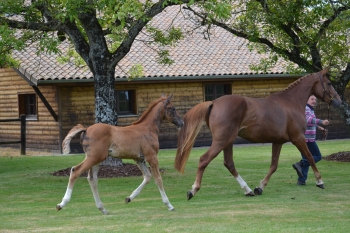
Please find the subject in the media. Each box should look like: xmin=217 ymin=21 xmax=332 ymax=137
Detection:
xmin=321 ymin=104 xmax=330 ymax=141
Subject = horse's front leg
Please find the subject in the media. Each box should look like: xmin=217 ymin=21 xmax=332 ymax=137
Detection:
xmin=293 ymin=139 xmax=323 ymax=188
xmin=222 ymin=146 xmax=254 ymax=196
xmin=87 ymin=164 xmax=108 ymax=214
xmin=149 ymin=159 xmax=174 ymax=211
xmin=254 ymin=143 xmax=283 ymax=195
xmin=125 ymin=159 xmax=152 ymax=203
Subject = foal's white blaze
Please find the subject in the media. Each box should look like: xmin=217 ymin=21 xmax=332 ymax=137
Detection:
xmin=235 ymin=175 xmax=253 ymax=195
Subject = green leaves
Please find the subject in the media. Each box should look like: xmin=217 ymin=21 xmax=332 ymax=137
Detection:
xmin=146 ymin=26 xmax=184 ymax=65
xmin=127 ymin=64 xmax=144 ymax=80
xmin=0 ymin=0 xmax=190 ymax=71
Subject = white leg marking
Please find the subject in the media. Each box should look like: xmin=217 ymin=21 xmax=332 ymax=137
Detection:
xmin=128 ymin=161 xmax=151 ymax=201
xmin=150 ymin=164 xmax=174 ymax=211
xmin=57 ymin=187 xmax=73 ymax=209
xmin=158 ymin=189 xmax=174 ymax=211
xmin=259 ymin=180 xmax=265 ymax=190
xmin=235 ymin=175 xmax=253 ymax=195
xmin=88 ymin=164 xmax=108 ymax=214
xmin=316 ymin=179 xmax=324 ymax=185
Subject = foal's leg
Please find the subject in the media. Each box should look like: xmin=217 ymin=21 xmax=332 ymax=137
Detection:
xmin=222 ymin=146 xmax=254 ymax=196
xmin=148 ymin=157 xmax=174 ymax=211
xmin=56 ymin=158 xmax=95 ymax=211
xmin=293 ymin=139 xmax=323 ymax=188
xmin=87 ymin=164 xmax=108 ymax=214
xmin=188 ymin=142 xmax=223 ymax=200
xmin=254 ymin=143 xmax=282 ymax=195
xmin=125 ymin=159 xmax=152 ymax=203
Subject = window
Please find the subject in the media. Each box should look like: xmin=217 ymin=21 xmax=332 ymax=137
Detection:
xmin=204 ymin=84 xmax=232 ymax=101
xmin=115 ymin=90 xmax=136 ymax=115
xmin=18 ymin=93 xmax=37 ymax=119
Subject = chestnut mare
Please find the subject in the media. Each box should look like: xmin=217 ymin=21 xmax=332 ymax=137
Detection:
xmin=175 ymin=68 xmax=342 ymax=200
xmin=56 ymin=94 xmax=183 ymax=214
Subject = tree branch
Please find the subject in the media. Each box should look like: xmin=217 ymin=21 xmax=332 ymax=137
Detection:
xmin=110 ymin=0 xmax=193 ymax=68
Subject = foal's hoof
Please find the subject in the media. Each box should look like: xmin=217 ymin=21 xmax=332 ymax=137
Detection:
xmin=187 ymin=191 xmax=194 ymax=200
xmin=245 ymin=191 xmax=255 ymax=197
xmin=316 ymin=184 xmax=325 ymax=189
xmin=125 ymin=197 xmax=131 ymax=203
xmin=254 ymin=187 xmax=263 ymax=195
xmin=56 ymin=205 xmax=62 ymax=211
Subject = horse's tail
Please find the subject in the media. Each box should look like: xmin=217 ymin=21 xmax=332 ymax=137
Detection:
xmin=62 ymin=124 xmax=87 ymax=154
xmin=175 ymin=101 xmax=213 ymax=173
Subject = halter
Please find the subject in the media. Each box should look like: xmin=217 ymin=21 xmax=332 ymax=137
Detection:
xmin=317 ymin=73 xmax=335 ymax=103
xmin=317 ymin=73 xmax=333 ymax=140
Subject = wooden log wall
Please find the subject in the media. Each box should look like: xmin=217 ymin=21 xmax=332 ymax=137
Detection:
xmin=59 ymin=82 xmax=204 ymax=151
xmin=2 ymin=68 xmax=349 ymax=153
xmin=0 ymin=68 xmax=60 ymax=152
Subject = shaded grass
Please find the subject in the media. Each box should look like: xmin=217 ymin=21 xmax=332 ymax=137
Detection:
xmin=0 ymin=139 xmax=349 ymax=232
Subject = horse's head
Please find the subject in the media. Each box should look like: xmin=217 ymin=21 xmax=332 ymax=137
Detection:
xmin=163 ymin=94 xmax=184 ymax=129
xmin=312 ymin=68 xmax=342 ymax=108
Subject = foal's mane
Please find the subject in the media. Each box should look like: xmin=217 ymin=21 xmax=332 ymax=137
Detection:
xmin=132 ymin=97 xmax=166 ymax=125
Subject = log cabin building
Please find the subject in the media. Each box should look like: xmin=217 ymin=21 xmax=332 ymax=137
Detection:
xmin=1 ymin=6 xmax=349 ymax=153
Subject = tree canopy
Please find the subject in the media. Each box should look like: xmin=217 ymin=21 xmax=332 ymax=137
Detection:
xmin=0 ymin=0 xmax=195 ymax=125
xmin=1 ymin=1 xmax=350 ymax=126
xmin=186 ymin=0 xmax=350 ymax=124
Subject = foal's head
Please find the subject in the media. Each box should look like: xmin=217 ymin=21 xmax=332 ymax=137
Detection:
xmin=162 ymin=94 xmax=184 ymax=129
xmin=312 ymin=68 xmax=342 ymax=108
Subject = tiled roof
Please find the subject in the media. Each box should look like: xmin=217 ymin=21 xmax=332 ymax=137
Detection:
xmin=13 ymin=6 xmax=287 ymax=82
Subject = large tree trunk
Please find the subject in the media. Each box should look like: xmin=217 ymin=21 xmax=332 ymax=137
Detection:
xmin=93 ymin=67 xmax=123 ymax=166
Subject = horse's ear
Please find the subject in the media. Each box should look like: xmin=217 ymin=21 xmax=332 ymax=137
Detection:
xmin=323 ymin=67 xmax=330 ymax=74
xmin=165 ymin=94 xmax=173 ymax=104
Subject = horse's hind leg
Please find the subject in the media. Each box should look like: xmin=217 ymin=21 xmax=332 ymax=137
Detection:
xmin=87 ymin=164 xmax=108 ymax=214
xmin=148 ymin=158 xmax=174 ymax=211
xmin=188 ymin=143 xmax=223 ymax=200
xmin=125 ymin=159 xmax=152 ymax=203
xmin=254 ymin=143 xmax=282 ymax=195
xmin=56 ymin=158 xmax=93 ymax=211
xmin=223 ymin=146 xmax=254 ymax=196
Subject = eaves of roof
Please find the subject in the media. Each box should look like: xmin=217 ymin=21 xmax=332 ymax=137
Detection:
xmin=32 ymin=72 xmax=300 ymax=86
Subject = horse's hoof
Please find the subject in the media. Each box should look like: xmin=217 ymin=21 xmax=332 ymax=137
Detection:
xmin=254 ymin=187 xmax=263 ymax=195
xmin=245 ymin=191 xmax=255 ymax=196
xmin=56 ymin=205 xmax=62 ymax=211
xmin=187 ymin=191 xmax=194 ymax=200
xmin=316 ymin=184 xmax=325 ymax=189
xmin=125 ymin=197 xmax=131 ymax=203
xmin=99 ymin=208 xmax=108 ymax=215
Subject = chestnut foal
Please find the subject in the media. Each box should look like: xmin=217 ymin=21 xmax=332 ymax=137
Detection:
xmin=57 ymin=94 xmax=183 ymax=214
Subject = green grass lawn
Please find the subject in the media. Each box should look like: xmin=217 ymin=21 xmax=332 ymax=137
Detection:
xmin=0 ymin=139 xmax=349 ymax=233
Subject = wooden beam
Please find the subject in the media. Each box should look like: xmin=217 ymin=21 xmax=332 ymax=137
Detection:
xmin=31 ymin=85 xmax=58 ymax=122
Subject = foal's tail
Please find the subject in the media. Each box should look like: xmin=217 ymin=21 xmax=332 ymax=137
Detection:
xmin=175 ymin=101 xmax=213 ymax=174
xmin=62 ymin=124 xmax=87 ymax=154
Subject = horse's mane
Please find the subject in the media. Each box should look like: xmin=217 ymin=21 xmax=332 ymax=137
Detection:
xmin=132 ymin=97 xmax=166 ymax=125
